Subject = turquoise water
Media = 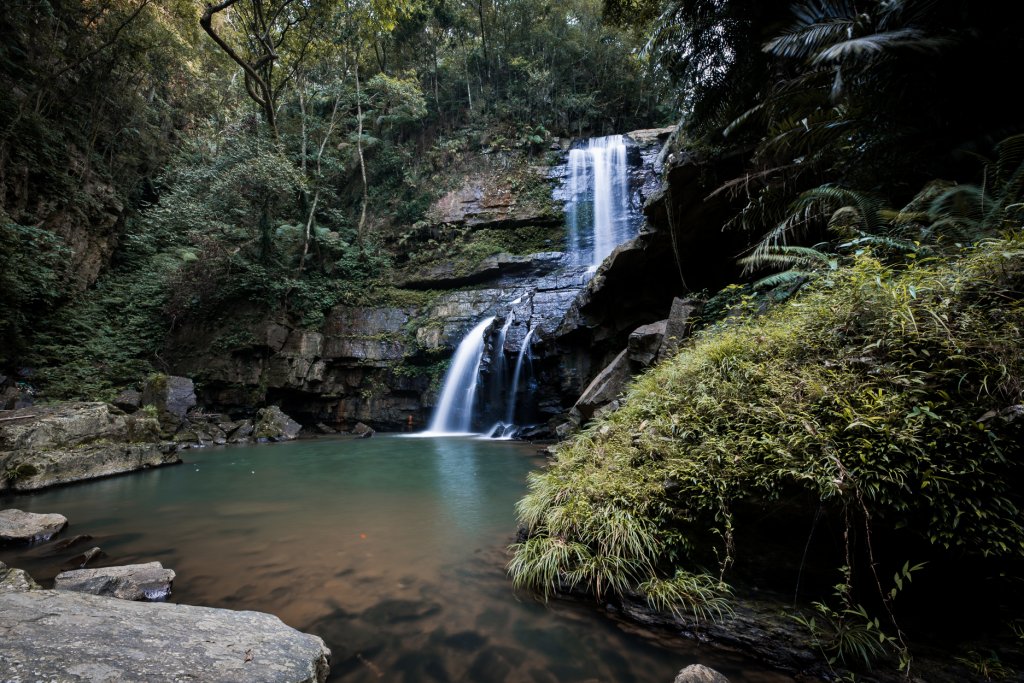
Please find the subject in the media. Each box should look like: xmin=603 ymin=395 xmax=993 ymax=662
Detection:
xmin=0 ymin=436 xmax=791 ymax=683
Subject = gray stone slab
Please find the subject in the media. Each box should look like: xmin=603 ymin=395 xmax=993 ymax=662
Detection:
xmin=0 ymin=589 xmax=330 ymax=682
xmin=55 ymin=562 xmax=176 ymax=601
xmin=0 ymin=508 xmax=68 ymax=545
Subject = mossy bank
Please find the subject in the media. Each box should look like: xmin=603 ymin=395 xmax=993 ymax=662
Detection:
xmin=511 ymin=231 xmax=1024 ymax=680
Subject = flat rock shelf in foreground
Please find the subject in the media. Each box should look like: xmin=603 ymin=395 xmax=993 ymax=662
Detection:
xmin=0 ymin=590 xmax=331 ymax=682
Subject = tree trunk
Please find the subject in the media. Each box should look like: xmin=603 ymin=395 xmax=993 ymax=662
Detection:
xmin=355 ymin=57 xmax=369 ymax=255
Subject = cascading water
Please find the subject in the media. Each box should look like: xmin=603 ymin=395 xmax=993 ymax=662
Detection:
xmin=425 ymin=135 xmax=641 ymax=437
xmin=565 ymin=135 xmax=634 ymax=267
xmin=423 ymin=317 xmax=494 ymax=435
xmin=504 ymin=328 xmax=534 ymax=426
xmin=487 ymin=315 xmax=515 ymax=414
xmin=486 ymin=326 xmax=535 ymax=439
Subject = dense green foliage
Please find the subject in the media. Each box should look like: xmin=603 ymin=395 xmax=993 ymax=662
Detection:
xmin=0 ymin=0 xmax=665 ymax=393
xmin=512 ymin=226 xmax=1024 ymax=666
xmin=509 ymin=2 xmax=1024 ymax=673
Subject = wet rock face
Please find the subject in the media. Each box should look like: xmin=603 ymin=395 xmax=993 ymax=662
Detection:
xmin=0 ymin=590 xmax=331 ymax=682
xmin=0 ymin=402 xmax=178 ymax=492
xmin=0 ymin=509 xmax=68 ymax=545
xmin=163 ymin=128 xmax=674 ymax=433
xmin=428 ymin=173 xmax=562 ymax=230
xmin=54 ymin=562 xmax=175 ymax=601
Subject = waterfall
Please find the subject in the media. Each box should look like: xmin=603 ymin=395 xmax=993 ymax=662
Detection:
xmin=504 ymin=328 xmax=534 ymax=426
xmin=565 ymin=135 xmax=633 ymax=266
xmin=424 ymin=317 xmax=494 ymax=435
xmin=487 ymin=315 xmax=514 ymax=413
xmin=422 ymin=135 xmax=640 ymax=438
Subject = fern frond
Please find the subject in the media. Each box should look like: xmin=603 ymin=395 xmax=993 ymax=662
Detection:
xmin=740 ymin=243 xmax=836 ymax=275
xmin=751 ymin=269 xmax=816 ymax=289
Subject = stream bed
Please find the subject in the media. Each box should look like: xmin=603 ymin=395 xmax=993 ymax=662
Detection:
xmin=0 ymin=435 xmax=792 ymax=683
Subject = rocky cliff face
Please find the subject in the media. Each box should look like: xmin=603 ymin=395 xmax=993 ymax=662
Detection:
xmin=528 ymin=141 xmax=753 ymax=434
xmin=167 ymin=129 xmax=671 ymax=433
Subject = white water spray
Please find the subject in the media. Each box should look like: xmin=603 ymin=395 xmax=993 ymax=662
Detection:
xmin=566 ymin=135 xmax=632 ymax=266
xmin=423 ymin=317 xmax=494 ymax=435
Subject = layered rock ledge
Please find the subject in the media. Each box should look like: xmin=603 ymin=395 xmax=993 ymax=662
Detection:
xmin=0 ymin=589 xmax=331 ymax=682
xmin=0 ymin=402 xmax=179 ymax=492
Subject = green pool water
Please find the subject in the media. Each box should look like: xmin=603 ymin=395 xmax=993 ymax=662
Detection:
xmin=0 ymin=435 xmax=792 ymax=683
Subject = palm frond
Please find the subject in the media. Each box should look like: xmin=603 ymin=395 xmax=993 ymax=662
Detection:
xmin=765 ymin=19 xmax=857 ymax=60
xmin=812 ymin=29 xmax=948 ymax=64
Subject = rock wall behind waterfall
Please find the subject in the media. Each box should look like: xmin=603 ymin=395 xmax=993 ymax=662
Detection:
xmin=165 ymin=130 xmax=671 ymax=433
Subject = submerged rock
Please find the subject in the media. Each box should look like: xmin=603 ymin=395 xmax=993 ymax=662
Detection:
xmin=0 ymin=402 xmax=179 ymax=492
xmin=255 ymin=406 xmax=303 ymax=441
xmin=55 ymin=561 xmax=175 ymax=601
xmin=66 ymin=546 xmax=105 ymax=569
xmin=0 ymin=561 xmax=39 ymax=593
xmin=674 ymin=664 xmax=730 ymax=683
xmin=0 ymin=509 xmax=68 ymax=545
xmin=50 ymin=533 xmax=94 ymax=552
xmin=0 ymin=589 xmax=331 ymax=682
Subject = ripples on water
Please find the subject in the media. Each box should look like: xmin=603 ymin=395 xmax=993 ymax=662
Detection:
xmin=0 ymin=436 xmax=792 ymax=683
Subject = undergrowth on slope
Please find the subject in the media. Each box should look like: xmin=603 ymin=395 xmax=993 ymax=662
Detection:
xmin=510 ymin=230 xmax=1024 ymax=664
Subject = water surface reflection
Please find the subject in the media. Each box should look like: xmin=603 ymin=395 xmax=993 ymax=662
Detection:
xmin=0 ymin=436 xmax=791 ymax=683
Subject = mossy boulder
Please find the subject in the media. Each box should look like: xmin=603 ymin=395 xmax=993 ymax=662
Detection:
xmin=254 ymin=405 xmax=302 ymax=441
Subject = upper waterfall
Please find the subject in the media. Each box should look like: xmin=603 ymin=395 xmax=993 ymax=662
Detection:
xmin=565 ymin=135 xmax=635 ymax=266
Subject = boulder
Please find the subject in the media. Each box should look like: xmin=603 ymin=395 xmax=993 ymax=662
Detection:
xmin=657 ymin=298 xmax=703 ymax=363
xmin=254 ymin=406 xmax=302 ymax=441
xmin=55 ymin=561 xmax=175 ymax=601
xmin=573 ymin=349 xmax=632 ymax=422
xmin=228 ymin=419 xmax=255 ymax=443
xmin=0 ymin=562 xmax=39 ymax=594
xmin=315 ymin=422 xmax=337 ymax=434
xmin=674 ymin=664 xmax=730 ymax=683
xmin=628 ymin=319 xmax=668 ymax=366
xmin=0 ymin=509 xmax=68 ymax=545
xmin=112 ymin=388 xmax=142 ymax=413
xmin=0 ymin=589 xmax=331 ymax=682
xmin=142 ymin=374 xmax=197 ymax=426
xmin=0 ymin=402 xmax=178 ymax=492
xmin=351 ymin=422 xmax=375 ymax=439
